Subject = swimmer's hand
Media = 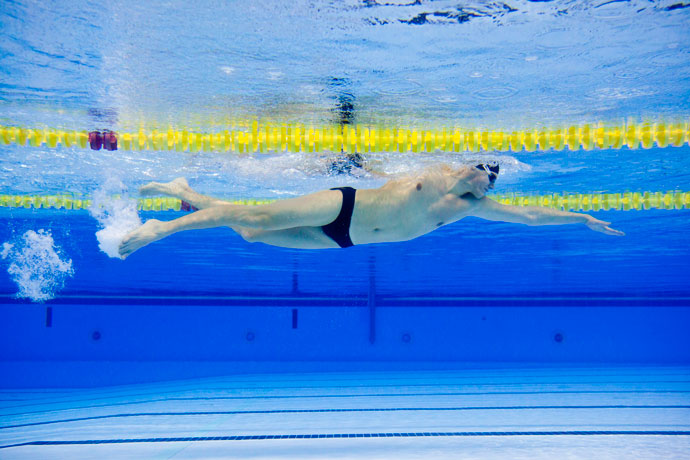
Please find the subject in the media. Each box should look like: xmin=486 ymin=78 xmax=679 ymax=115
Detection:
xmin=585 ymin=216 xmax=625 ymax=236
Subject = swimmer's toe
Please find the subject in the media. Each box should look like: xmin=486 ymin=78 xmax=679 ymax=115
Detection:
xmin=117 ymin=219 xmax=164 ymax=259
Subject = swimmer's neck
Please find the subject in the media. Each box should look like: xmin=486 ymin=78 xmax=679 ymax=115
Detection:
xmin=447 ymin=167 xmax=475 ymax=196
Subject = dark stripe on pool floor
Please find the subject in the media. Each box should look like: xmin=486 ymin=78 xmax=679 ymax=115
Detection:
xmin=4 ymin=389 xmax=690 ymax=418
xmin=2 ymin=431 xmax=690 ymax=449
xmin=2 ymin=405 xmax=689 ymax=430
xmin=3 ymin=372 xmax=687 ymax=407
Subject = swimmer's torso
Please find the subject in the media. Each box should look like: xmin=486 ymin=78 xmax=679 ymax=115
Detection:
xmin=349 ymin=166 xmax=477 ymax=244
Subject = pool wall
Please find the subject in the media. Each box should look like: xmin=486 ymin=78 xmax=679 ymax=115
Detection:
xmin=1 ymin=301 xmax=688 ymax=388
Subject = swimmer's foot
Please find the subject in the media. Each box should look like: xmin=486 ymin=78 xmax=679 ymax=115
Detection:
xmin=118 ymin=219 xmax=168 ymax=259
xmin=140 ymin=177 xmax=191 ymax=198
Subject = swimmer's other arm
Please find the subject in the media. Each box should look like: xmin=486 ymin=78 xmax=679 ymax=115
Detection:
xmin=469 ymin=197 xmax=625 ymax=236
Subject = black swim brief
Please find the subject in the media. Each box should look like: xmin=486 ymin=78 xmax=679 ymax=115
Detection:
xmin=321 ymin=186 xmax=356 ymax=248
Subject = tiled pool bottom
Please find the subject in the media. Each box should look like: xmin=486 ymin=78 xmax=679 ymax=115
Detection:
xmin=1 ymin=366 xmax=689 ymax=459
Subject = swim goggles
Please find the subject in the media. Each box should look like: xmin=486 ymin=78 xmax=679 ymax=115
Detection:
xmin=475 ymin=163 xmax=500 ymax=184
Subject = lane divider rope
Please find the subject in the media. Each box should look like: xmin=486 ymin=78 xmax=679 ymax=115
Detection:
xmin=1 ymin=191 xmax=688 ymax=212
xmin=1 ymin=119 xmax=688 ymax=153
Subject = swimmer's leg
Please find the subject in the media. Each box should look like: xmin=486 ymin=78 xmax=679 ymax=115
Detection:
xmin=140 ymin=179 xmax=337 ymax=248
xmin=236 ymin=226 xmax=338 ymax=249
xmin=119 ymin=189 xmax=344 ymax=258
xmin=140 ymin=178 xmax=227 ymax=209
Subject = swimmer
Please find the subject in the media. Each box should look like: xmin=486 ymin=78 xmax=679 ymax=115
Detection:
xmin=326 ymin=152 xmax=367 ymax=176
xmin=324 ymin=79 xmax=377 ymax=177
xmin=118 ymin=163 xmax=624 ymax=259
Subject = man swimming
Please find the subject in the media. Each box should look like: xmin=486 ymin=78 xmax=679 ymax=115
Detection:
xmin=118 ymin=163 xmax=624 ymax=258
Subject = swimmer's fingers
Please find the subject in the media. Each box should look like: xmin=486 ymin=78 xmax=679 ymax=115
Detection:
xmin=588 ymin=221 xmax=625 ymax=236
xmin=585 ymin=217 xmax=625 ymax=236
xmin=601 ymin=225 xmax=625 ymax=236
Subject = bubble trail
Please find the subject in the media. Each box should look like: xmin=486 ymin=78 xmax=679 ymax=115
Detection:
xmin=1 ymin=230 xmax=74 ymax=303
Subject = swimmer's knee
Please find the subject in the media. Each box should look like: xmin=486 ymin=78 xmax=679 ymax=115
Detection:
xmin=236 ymin=228 xmax=262 ymax=243
xmin=233 ymin=207 xmax=274 ymax=229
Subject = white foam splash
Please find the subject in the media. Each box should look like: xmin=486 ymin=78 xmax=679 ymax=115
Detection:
xmin=89 ymin=178 xmax=142 ymax=259
xmin=1 ymin=230 xmax=74 ymax=302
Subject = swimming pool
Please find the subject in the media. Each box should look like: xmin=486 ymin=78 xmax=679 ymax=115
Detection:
xmin=1 ymin=0 xmax=689 ymax=458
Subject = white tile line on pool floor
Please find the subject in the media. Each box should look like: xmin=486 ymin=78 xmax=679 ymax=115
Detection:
xmin=2 ymin=366 xmax=689 ymax=409
xmin=0 ymin=367 xmax=689 ymax=459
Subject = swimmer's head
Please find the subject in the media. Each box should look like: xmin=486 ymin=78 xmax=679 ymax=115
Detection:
xmin=327 ymin=153 xmax=366 ymax=176
xmin=460 ymin=162 xmax=499 ymax=198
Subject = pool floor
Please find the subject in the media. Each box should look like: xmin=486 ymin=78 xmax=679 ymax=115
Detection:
xmin=1 ymin=366 xmax=689 ymax=459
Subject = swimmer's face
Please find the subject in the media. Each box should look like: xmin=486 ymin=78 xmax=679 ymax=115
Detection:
xmin=467 ymin=168 xmax=493 ymax=198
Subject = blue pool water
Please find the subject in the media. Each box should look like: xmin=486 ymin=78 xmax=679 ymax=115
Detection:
xmin=1 ymin=0 xmax=690 ymax=458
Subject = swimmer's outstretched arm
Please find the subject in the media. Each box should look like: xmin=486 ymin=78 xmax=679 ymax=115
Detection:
xmin=470 ymin=197 xmax=625 ymax=236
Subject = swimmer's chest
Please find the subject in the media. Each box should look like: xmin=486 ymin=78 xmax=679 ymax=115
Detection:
xmin=351 ymin=181 xmax=471 ymax=240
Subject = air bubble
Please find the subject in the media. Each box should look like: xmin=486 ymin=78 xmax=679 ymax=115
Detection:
xmin=1 ymin=230 xmax=74 ymax=302
xmin=373 ymin=78 xmax=423 ymax=96
xmin=472 ymin=86 xmax=518 ymax=100
xmin=89 ymin=178 xmax=142 ymax=259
